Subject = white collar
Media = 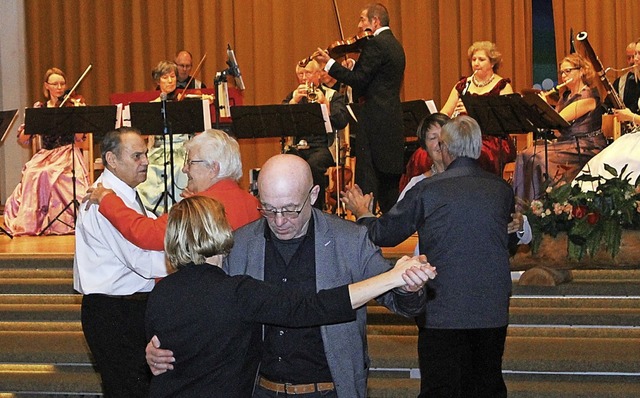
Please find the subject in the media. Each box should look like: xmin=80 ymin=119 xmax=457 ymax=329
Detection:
xmin=374 ymin=26 xmax=390 ymax=36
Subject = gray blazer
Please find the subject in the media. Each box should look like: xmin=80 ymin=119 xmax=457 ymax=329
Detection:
xmin=224 ymin=208 xmax=425 ymax=397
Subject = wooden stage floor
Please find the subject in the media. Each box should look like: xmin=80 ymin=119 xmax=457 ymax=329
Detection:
xmin=0 ymin=216 xmax=418 ymax=259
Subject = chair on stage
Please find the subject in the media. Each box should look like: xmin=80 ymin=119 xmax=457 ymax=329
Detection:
xmin=30 ymin=134 xmax=97 ymax=184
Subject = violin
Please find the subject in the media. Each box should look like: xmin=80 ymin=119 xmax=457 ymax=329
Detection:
xmin=58 ymin=64 xmax=92 ymax=107
xmin=299 ymin=30 xmax=373 ymax=68
xmin=56 ymin=90 xmax=86 ymax=107
xmin=327 ymin=30 xmax=373 ymax=59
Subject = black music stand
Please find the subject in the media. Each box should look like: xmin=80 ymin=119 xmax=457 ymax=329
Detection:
xmin=0 ymin=109 xmax=19 ymax=144
xmin=24 ymin=106 xmax=118 ymax=235
xmin=230 ymin=104 xmax=330 ymax=153
xmin=0 ymin=109 xmax=19 ymax=238
xmin=461 ymin=93 xmax=569 ymax=179
xmin=129 ymin=99 xmax=210 ymax=213
xmin=402 ymin=100 xmax=434 ymax=138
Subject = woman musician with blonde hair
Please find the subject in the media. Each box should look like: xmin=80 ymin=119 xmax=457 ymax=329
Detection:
xmin=440 ymin=41 xmax=517 ymax=177
xmin=4 ymin=67 xmax=89 ymax=236
xmin=513 ymin=53 xmax=607 ymax=200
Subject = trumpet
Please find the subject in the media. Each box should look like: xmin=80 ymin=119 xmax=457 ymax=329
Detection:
xmin=306 ymin=82 xmax=319 ymax=103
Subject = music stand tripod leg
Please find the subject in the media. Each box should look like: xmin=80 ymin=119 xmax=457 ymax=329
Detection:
xmin=151 ymin=134 xmax=177 ymax=215
xmin=0 ymin=225 xmax=14 ymax=239
xmin=39 ymin=140 xmax=80 ymax=236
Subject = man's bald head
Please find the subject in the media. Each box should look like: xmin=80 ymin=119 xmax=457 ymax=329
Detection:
xmin=257 ymin=154 xmax=319 ymax=240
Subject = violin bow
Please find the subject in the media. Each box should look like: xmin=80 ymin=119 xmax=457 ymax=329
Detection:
xmin=178 ymin=53 xmax=207 ymax=101
xmin=59 ymin=63 xmax=92 ymax=107
xmin=332 ymin=0 xmax=345 ymax=41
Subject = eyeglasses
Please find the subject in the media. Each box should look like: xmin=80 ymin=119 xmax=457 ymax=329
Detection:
xmin=177 ymin=64 xmax=192 ymax=69
xmin=46 ymin=82 xmax=66 ymax=88
xmin=560 ymin=67 xmax=579 ymax=75
xmin=258 ymin=188 xmax=313 ymax=220
xmin=184 ymin=159 xmax=207 ymax=167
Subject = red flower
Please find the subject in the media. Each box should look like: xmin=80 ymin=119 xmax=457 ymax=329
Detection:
xmin=586 ymin=212 xmax=600 ymax=225
xmin=572 ymin=205 xmax=588 ymax=219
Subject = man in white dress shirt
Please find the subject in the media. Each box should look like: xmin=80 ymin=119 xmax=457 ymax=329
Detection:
xmin=74 ymin=127 xmax=167 ymax=397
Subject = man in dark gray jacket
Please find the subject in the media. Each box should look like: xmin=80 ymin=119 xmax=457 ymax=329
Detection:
xmin=345 ymin=116 xmax=514 ymax=398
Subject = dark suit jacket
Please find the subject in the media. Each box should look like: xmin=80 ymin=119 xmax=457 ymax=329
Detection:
xmin=359 ymin=157 xmax=514 ymax=329
xmin=328 ymin=29 xmax=406 ymax=174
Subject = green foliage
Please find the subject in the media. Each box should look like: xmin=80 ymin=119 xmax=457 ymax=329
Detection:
xmin=523 ymin=164 xmax=640 ymax=260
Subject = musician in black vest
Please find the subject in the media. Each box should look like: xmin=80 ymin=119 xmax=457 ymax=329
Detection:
xmin=610 ymin=40 xmax=640 ymax=114
xmin=314 ymin=3 xmax=405 ymax=213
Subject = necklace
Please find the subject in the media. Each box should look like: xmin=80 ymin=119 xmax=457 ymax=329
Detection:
xmin=472 ymin=73 xmax=495 ymax=88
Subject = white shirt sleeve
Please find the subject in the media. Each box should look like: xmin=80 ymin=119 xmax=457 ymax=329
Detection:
xmin=517 ymin=215 xmax=533 ymax=245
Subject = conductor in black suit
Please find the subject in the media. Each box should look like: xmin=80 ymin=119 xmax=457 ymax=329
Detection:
xmin=314 ymin=2 xmax=405 ymax=213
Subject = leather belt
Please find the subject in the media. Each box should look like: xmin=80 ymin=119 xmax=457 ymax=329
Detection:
xmin=258 ymin=375 xmax=335 ymax=395
xmin=94 ymin=292 xmax=150 ymax=301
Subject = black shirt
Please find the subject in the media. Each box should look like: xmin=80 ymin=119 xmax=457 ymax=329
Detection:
xmin=261 ymin=217 xmax=334 ymax=384
xmin=612 ymin=73 xmax=640 ymax=113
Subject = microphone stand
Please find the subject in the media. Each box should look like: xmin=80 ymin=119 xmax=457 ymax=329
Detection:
xmin=40 ymin=137 xmax=79 ymax=235
xmin=152 ymin=94 xmax=176 ymax=214
xmin=213 ymin=70 xmax=227 ymax=131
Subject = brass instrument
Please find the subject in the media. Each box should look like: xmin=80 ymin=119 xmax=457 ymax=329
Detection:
xmin=306 ymin=82 xmax=319 ymax=103
xmin=604 ymin=64 xmax=639 ymax=74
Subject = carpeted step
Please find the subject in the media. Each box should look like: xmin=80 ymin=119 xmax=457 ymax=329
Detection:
xmin=0 ymin=303 xmax=81 ymax=322
xmin=0 ymin=294 xmax=81 ymax=305
xmin=0 ymin=257 xmax=73 ymax=270
xmin=367 ymin=335 xmax=640 ymax=374
xmin=367 ymin=298 xmax=640 ymax=327
xmin=0 ymin=331 xmax=92 ymax=364
xmin=0 ymin=363 xmax=101 ymax=396
xmin=367 ymin=323 xmax=640 ymax=339
xmin=0 ymin=269 xmax=73 ymax=279
xmin=0 ymin=321 xmax=82 ymax=332
xmin=367 ymin=373 xmax=640 ymax=398
xmin=0 ymin=279 xmax=77 ymax=294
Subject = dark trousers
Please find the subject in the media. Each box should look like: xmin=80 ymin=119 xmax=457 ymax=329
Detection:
xmin=354 ymin=139 xmax=400 ymax=214
xmin=417 ymin=326 xmax=508 ymax=398
xmin=355 ymin=159 xmax=400 ymax=214
xmin=81 ymin=294 xmax=151 ymax=398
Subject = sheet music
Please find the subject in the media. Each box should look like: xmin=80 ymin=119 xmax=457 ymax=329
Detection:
xmin=121 ymin=104 xmax=132 ymax=127
xmin=201 ymin=99 xmax=212 ymax=130
xmin=425 ymin=100 xmax=438 ymax=114
xmin=115 ymin=104 xmax=124 ymax=128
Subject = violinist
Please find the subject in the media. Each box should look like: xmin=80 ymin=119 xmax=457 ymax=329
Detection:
xmin=314 ymin=3 xmax=405 ymax=214
xmin=136 ymin=61 xmax=190 ymax=214
xmin=175 ymin=50 xmax=207 ymax=90
xmin=4 ymin=67 xmax=90 ymax=236
xmin=283 ymin=60 xmax=348 ymax=210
